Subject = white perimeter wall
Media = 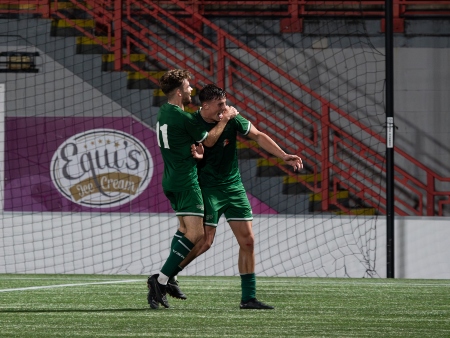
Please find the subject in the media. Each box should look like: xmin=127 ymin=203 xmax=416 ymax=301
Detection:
xmin=0 ymin=214 xmax=449 ymax=279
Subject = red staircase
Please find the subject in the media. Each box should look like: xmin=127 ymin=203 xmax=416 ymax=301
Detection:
xmin=2 ymin=0 xmax=450 ymax=215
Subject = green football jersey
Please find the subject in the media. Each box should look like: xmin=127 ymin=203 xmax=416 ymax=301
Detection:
xmin=157 ymin=103 xmax=208 ymax=191
xmin=193 ymin=110 xmax=251 ymax=188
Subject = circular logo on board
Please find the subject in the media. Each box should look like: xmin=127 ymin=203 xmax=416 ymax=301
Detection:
xmin=51 ymin=129 xmax=152 ymax=208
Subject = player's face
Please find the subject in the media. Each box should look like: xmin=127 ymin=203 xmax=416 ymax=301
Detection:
xmin=203 ymin=97 xmax=227 ymax=122
xmin=180 ymin=79 xmax=193 ymax=106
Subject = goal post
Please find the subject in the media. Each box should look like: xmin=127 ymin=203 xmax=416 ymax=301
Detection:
xmin=0 ymin=1 xmax=389 ymax=278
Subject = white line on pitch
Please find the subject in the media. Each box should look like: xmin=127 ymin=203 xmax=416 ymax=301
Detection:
xmin=0 ymin=279 xmax=142 ymax=292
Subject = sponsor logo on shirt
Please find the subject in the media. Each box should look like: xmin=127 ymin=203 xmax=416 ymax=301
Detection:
xmin=223 ymin=139 xmax=229 ymax=147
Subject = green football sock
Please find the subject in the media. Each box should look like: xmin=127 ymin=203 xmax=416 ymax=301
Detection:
xmin=168 ymin=231 xmax=185 ymax=281
xmin=169 ymin=266 xmax=183 ymax=282
xmin=171 ymin=230 xmax=185 ymax=250
xmin=161 ymin=236 xmax=194 ymax=279
xmin=241 ymin=273 xmax=256 ymax=302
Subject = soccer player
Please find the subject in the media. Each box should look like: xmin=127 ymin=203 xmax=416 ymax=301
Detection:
xmin=179 ymin=84 xmax=303 ymax=309
xmin=147 ymin=71 xmax=238 ymax=309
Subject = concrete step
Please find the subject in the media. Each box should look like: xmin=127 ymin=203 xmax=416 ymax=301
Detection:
xmin=239 ymin=159 xmax=310 ymax=214
xmin=51 ymin=19 xmax=95 ymax=37
xmin=237 ymin=140 xmax=267 ymax=159
xmin=282 ymin=174 xmax=321 ymax=194
xmin=126 ymin=71 xmax=163 ymax=90
xmin=308 ymin=190 xmax=350 ymax=212
xmin=7 ymin=19 xmax=157 ymax=126
xmin=76 ymin=36 xmax=112 ymax=54
xmin=101 ymin=54 xmax=148 ymax=71
xmin=256 ymin=157 xmax=291 ymax=177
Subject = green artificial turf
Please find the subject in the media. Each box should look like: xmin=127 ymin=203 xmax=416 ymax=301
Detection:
xmin=0 ymin=275 xmax=449 ymax=337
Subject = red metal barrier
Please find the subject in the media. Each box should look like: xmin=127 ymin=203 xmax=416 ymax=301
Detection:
xmin=3 ymin=1 xmax=450 ymax=25
xmin=2 ymin=0 xmax=450 ymax=215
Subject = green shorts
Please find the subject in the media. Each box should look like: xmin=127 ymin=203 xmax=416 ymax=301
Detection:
xmin=202 ymin=184 xmax=253 ymax=227
xmin=164 ymin=187 xmax=204 ymax=217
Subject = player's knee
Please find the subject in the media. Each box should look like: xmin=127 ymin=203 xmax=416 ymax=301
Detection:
xmin=187 ymin=229 xmax=204 ymax=244
xmin=240 ymin=237 xmax=254 ymax=252
xmin=248 ymin=234 xmax=255 ymax=245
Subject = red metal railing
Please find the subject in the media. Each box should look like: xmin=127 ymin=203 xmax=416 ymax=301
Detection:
xmin=131 ymin=0 xmax=450 ymax=18
xmin=3 ymin=1 xmax=450 ymax=23
xmin=2 ymin=0 xmax=450 ymax=215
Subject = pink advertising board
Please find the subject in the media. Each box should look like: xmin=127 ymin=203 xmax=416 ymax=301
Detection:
xmin=4 ymin=116 xmax=277 ymax=214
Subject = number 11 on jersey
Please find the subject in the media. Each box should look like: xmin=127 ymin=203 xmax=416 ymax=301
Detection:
xmin=156 ymin=122 xmax=170 ymax=149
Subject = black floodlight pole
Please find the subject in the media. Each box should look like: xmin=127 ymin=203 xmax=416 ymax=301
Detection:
xmin=385 ymin=0 xmax=395 ymax=278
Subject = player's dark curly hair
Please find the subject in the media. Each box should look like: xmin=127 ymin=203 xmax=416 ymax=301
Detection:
xmin=159 ymin=69 xmax=192 ymax=95
xmin=199 ymin=84 xmax=227 ymax=103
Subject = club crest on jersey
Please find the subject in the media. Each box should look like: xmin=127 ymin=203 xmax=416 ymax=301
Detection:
xmin=223 ymin=139 xmax=229 ymax=147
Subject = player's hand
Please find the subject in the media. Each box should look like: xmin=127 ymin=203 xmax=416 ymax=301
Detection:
xmin=191 ymin=143 xmax=204 ymax=159
xmin=221 ymin=105 xmax=239 ymax=122
xmin=282 ymin=154 xmax=303 ymax=172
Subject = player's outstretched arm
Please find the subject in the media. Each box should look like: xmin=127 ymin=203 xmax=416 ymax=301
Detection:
xmin=247 ymin=125 xmax=303 ymax=171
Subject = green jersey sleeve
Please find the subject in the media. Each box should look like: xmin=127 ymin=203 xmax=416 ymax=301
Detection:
xmin=184 ymin=111 xmax=209 ymax=143
xmin=234 ymin=114 xmax=251 ymax=136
